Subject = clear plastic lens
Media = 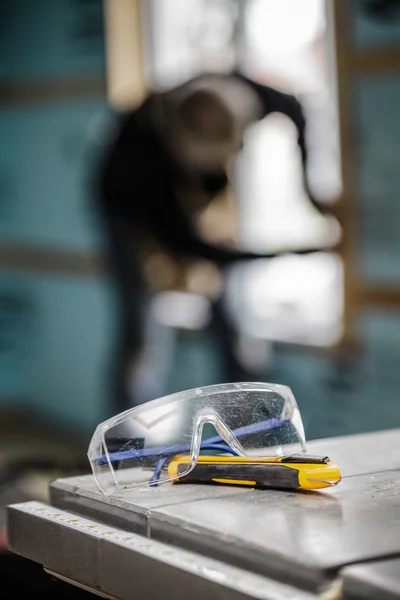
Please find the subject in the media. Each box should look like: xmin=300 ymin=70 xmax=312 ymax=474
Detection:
xmin=88 ymin=382 xmax=306 ymax=495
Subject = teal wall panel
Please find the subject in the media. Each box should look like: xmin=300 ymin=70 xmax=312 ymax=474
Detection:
xmin=0 ymin=100 xmax=111 ymax=251
xmin=351 ymin=0 xmax=400 ymax=48
xmin=0 ymin=0 xmax=105 ymax=81
xmin=24 ymin=274 xmax=115 ymax=431
xmin=0 ymin=273 xmax=33 ymax=401
xmin=355 ymin=76 xmax=400 ymax=284
xmin=0 ymin=0 xmax=110 ymax=434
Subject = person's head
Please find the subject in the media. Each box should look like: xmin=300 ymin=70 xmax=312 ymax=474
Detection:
xmin=167 ymin=88 xmax=244 ymax=173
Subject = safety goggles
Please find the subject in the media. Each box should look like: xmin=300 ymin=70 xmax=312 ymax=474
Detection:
xmin=88 ymin=382 xmax=306 ymax=495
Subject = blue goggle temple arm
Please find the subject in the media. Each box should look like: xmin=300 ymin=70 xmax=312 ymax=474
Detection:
xmin=149 ymin=442 xmax=238 ymax=486
xmin=95 ymin=418 xmax=288 ymax=467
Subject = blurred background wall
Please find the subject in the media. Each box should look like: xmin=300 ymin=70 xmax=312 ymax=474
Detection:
xmin=1 ymin=0 xmax=400 ymax=442
xmin=0 ymin=0 xmax=113 ymax=433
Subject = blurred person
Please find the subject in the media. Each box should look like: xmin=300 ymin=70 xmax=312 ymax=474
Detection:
xmin=95 ymin=71 xmax=335 ymax=413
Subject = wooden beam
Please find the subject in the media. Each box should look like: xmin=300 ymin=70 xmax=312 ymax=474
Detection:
xmin=360 ymin=286 xmax=400 ymax=309
xmin=0 ymin=77 xmax=106 ymax=107
xmin=332 ymin=0 xmax=360 ymax=346
xmin=349 ymin=46 xmax=400 ymax=73
xmin=104 ymin=0 xmax=147 ymax=110
xmin=0 ymin=243 xmax=106 ymax=277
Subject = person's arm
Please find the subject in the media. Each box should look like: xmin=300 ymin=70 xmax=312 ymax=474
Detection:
xmin=144 ymin=174 xmax=258 ymax=265
xmin=234 ymin=72 xmax=333 ymax=217
xmin=144 ymin=173 xmax=326 ymax=265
